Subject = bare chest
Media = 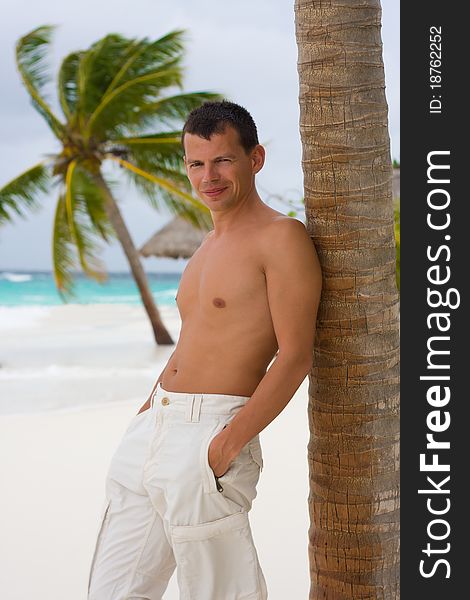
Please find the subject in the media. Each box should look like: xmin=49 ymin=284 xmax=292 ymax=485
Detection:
xmin=176 ymin=237 xmax=267 ymax=319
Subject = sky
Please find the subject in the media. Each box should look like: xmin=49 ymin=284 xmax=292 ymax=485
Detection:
xmin=0 ymin=0 xmax=399 ymax=273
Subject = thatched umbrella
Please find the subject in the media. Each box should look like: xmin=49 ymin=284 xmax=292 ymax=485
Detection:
xmin=139 ymin=216 xmax=213 ymax=259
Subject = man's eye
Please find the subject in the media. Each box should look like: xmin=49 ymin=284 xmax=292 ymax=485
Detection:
xmin=190 ymin=163 xmax=201 ymax=168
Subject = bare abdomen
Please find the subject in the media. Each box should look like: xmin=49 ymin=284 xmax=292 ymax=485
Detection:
xmin=161 ymin=322 xmax=277 ymax=396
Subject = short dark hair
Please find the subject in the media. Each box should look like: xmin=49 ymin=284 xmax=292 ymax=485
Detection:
xmin=182 ymin=100 xmax=259 ymax=154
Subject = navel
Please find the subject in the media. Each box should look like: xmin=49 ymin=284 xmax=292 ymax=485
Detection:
xmin=212 ymin=297 xmax=226 ymax=308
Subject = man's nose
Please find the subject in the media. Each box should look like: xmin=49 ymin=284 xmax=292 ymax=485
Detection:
xmin=202 ymin=164 xmax=219 ymax=182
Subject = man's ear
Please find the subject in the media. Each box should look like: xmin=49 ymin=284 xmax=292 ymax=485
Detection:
xmin=251 ymin=144 xmax=265 ymax=174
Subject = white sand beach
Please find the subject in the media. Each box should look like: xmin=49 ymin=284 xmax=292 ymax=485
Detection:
xmin=0 ymin=304 xmax=310 ymax=599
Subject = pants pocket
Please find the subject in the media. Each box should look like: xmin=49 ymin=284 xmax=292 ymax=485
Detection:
xmin=215 ymin=439 xmax=263 ymax=512
xmin=200 ymin=420 xmax=226 ymax=494
xmin=170 ymin=510 xmax=267 ymax=599
xmin=87 ymin=498 xmax=112 ymax=596
xmin=248 ymin=437 xmax=264 ymax=471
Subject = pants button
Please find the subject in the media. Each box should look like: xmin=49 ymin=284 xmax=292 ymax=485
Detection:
xmin=161 ymin=397 xmax=170 ymax=406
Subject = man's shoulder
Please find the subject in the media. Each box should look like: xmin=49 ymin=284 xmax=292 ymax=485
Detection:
xmin=267 ymin=214 xmax=307 ymax=229
xmin=260 ymin=214 xmax=309 ymax=242
xmin=257 ymin=215 xmax=313 ymax=272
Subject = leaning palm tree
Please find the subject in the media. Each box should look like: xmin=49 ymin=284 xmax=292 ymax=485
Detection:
xmin=295 ymin=1 xmax=400 ymax=598
xmin=0 ymin=25 xmax=218 ymax=344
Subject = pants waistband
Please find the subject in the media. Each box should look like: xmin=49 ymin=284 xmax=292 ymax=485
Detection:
xmin=151 ymin=381 xmax=251 ymax=420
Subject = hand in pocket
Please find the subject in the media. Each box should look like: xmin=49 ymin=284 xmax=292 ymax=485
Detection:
xmin=208 ymin=425 xmax=234 ymax=478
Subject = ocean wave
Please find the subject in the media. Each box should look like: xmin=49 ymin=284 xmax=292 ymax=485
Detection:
xmin=0 ymin=364 xmax=157 ymax=380
xmin=90 ymin=295 xmax=140 ymax=302
xmin=0 ymin=396 xmax=145 ymax=417
xmin=0 ymin=272 xmax=33 ymax=282
xmin=154 ymin=288 xmax=179 ymax=297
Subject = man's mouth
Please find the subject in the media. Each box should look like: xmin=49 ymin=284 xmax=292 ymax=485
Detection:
xmin=202 ymin=187 xmax=227 ymax=197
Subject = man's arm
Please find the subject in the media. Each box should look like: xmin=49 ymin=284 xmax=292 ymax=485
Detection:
xmin=216 ymin=218 xmax=322 ymax=462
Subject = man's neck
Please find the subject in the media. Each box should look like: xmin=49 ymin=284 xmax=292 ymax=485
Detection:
xmin=210 ymin=189 xmax=264 ymax=236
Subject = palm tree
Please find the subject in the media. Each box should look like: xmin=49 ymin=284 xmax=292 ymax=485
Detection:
xmin=294 ymin=1 xmax=400 ymax=598
xmin=0 ymin=25 xmax=219 ymax=344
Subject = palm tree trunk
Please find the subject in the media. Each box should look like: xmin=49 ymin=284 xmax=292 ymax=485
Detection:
xmin=93 ymin=171 xmax=174 ymax=345
xmin=294 ymin=1 xmax=400 ymax=598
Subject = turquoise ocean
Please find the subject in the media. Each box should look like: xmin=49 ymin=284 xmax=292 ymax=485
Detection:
xmin=0 ymin=270 xmax=182 ymax=307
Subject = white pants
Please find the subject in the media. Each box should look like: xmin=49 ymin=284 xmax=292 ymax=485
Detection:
xmin=87 ymin=382 xmax=268 ymax=599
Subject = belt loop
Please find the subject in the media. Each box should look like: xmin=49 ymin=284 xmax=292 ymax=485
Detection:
xmin=185 ymin=394 xmax=203 ymax=422
xmin=185 ymin=395 xmax=194 ymax=422
xmin=193 ymin=395 xmax=202 ymax=422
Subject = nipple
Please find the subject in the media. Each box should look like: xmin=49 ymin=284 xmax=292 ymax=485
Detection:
xmin=212 ymin=297 xmax=226 ymax=308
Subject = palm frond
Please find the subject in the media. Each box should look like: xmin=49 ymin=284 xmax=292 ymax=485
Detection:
xmin=111 ymin=155 xmax=212 ymax=230
xmin=127 ymin=92 xmax=223 ymax=131
xmin=121 ymin=164 xmax=212 ymax=231
xmin=139 ymin=164 xmax=189 ymax=189
xmin=84 ymin=62 xmax=183 ymax=139
xmin=73 ymin=31 xmax=185 ymax=140
xmin=110 ymin=132 xmax=182 ymax=145
xmin=75 ymin=34 xmax=137 ymax=128
xmin=58 ymin=51 xmax=83 ymax=121
xmin=102 ymin=30 xmax=187 ymax=96
xmin=64 ymin=160 xmax=110 ymax=279
xmin=52 ymin=191 xmax=79 ymax=300
xmin=16 ymin=25 xmax=53 ymax=93
xmin=120 ymin=159 xmax=191 ymax=203
xmin=154 ymin=186 xmax=213 ymax=231
xmin=104 ymin=131 xmax=186 ymax=174
xmin=128 ymin=158 xmax=188 ymax=190
xmin=0 ymin=162 xmax=52 ymax=225
xmin=15 ymin=25 xmax=65 ymax=137
xmin=71 ymin=164 xmax=116 ymax=243
xmin=110 ymin=155 xmax=207 ymax=212
xmin=119 ymin=163 xmax=166 ymax=212
xmin=77 ymin=30 xmax=186 ymax=129
xmin=102 ymin=39 xmax=147 ymax=98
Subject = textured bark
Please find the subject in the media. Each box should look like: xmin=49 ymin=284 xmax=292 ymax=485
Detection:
xmin=294 ymin=1 xmax=400 ymax=598
xmin=93 ymin=172 xmax=174 ymax=345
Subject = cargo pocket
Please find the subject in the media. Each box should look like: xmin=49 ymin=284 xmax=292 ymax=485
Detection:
xmin=87 ymin=498 xmax=112 ymax=594
xmin=170 ymin=510 xmax=264 ymax=600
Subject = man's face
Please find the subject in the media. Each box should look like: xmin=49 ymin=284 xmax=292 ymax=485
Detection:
xmin=183 ymin=125 xmax=264 ymax=211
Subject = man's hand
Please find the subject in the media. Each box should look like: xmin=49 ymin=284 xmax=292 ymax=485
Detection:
xmin=136 ymin=397 xmax=151 ymax=415
xmin=208 ymin=426 xmax=238 ymax=478
xmin=136 ymin=376 xmax=167 ymax=415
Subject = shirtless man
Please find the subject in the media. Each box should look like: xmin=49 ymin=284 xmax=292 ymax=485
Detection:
xmin=87 ymin=101 xmax=322 ymax=600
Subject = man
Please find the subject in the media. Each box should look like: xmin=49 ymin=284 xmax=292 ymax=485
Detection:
xmin=87 ymin=101 xmax=322 ymax=599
